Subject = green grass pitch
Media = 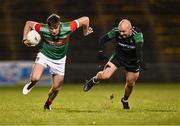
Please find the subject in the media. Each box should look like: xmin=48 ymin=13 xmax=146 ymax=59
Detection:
xmin=0 ymin=83 xmax=180 ymax=125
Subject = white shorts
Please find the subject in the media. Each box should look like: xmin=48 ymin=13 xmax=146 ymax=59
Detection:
xmin=35 ymin=52 xmax=66 ymax=76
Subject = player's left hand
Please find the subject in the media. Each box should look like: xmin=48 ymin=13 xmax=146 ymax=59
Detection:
xmin=84 ymin=27 xmax=93 ymax=36
xmin=23 ymin=39 xmax=35 ymax=47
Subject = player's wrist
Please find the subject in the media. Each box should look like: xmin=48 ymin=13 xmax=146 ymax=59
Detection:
xmin=84 ymin=27 xmax=93 ymax=36
xmin=23 ymin=39 xmax=34 ymax=47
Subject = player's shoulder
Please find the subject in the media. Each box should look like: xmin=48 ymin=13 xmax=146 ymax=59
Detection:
xmin=112 ymin=27 xmax=119 ymax=32
xmin=107 ymin=27 xmax=119 ymax=38
xmin=60 ymin=22 xmax=71 ymax=28
xmin=61 ymin=21 xmax=70 ymax=26
xmin=39 ymin=23 xmax=49 ymax=32
xmin=132 ymin=26 xmax=144 ymax=42
xmin=132 ymin=26 xmax=142 ymax=34
xmin=40 ymin=23 xmax=47 ymax=27
xmin=109 ymin=27 xmax=119 ymax=35
xmin=60 ymin=22 xmax=73 ymax=32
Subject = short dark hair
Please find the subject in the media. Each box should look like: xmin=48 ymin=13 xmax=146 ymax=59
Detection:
xmin=47 ymin=13 xmax=60 ymax=27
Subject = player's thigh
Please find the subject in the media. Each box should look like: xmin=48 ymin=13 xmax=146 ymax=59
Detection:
xmin=126 ymin=72 xmax=139 ymax=84
xmin=31 ymin=63 xmax=45 ymax=80
xmin=103 ymin=61 xmax=118 ymax=77
xmin=51 ymin=74 xmax=64 ymax=89
xmin=48 ymin=57 xmax=66 ymax=76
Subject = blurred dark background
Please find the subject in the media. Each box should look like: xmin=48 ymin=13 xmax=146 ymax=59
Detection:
xmin=0 ymin=0 xmax=179 ymax=83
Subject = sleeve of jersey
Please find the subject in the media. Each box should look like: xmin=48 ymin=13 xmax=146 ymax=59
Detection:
xmin=34 ymin=23 xmax=42 ymax=33
xmin=99 ymin=34 xmax=112 ymax=51
xmin=134 ymin=32 xmax=144 ymax=43
xmin=107 ymin=28 xmax=117 ymax=39
xmin=70 ymin=20 xmax=79 ymax=32
xmin=135 ymin=33 xmax=144 ymax=61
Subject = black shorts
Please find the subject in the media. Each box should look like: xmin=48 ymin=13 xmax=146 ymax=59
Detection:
xmin=109 ymin=52 xmax=140 ymax=73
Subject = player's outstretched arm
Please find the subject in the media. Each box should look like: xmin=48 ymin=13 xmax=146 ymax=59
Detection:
xmin=76 ymin=16 xmax=93 ymax=36
xmin=23 ymin=21 xmax=37 ymax=40
xmin=23 ymin=21 xmax=38 ymax=47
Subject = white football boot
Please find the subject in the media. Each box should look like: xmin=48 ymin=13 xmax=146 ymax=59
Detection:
xmin=22 ymin=82 xmax=34 ymax=95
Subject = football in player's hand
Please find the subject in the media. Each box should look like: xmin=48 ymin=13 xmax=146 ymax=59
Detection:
xmin=26 ymin=30 xmax=41 ymax=46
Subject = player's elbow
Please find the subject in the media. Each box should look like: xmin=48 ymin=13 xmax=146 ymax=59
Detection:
xmin=83 ymin=16 xmax=89 ymax=22
xmin=79 ymin=16 xmax=89 ymax=27
xmin=25 ymin=21 xmax=31 ymax=26
xmin=80 ymin=16 xmax=89 ymax=21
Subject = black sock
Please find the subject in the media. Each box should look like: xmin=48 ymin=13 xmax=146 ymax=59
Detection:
xmin=27 ymin=81 xmax=36 ymax=90
xmin=123 ymin=95 xmax=129 ymax=101
xmin=27 ymin=82 xmax=32 ymax=89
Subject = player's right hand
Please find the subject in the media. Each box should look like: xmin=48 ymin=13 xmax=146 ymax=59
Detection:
xmin=23 ymin=39 xmax=35 ymax=47
xmin=84 ymin=27 xmax=93 ymax=36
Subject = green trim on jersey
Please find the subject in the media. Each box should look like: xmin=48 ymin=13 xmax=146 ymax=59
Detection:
xmin=134 ymin=33 xmax=144 ymax=43
xmin=103 ymin=26 xmax=144 ymax=63
xmin=107 ymin=27 xmax=119 ymax=39
xmin=107 ymin=27 xmax=144 ymax=44
xmin=39 ymin=22 xmax=72 ymax=60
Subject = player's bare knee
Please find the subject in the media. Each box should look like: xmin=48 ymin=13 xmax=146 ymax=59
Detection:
xmin=53 ymin=84 xmax=62 ymax=91
xmin=126 ymin=79 xmax=136 ymax=86
xmin=52 ymin=87 xmax=60 ymax=91
xmin=31 ymin=75 xmax=41 ymax=82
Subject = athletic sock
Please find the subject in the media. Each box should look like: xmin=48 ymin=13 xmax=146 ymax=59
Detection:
xmin=92 ymin=76 xmax=99 ymax=83
xmin=27 ymin=82 xmax=33 ymax=90
xmin=45 ymin=99 xmax=52 ymax=106
xmin=123 ymin=95 xmax=129 ymax=101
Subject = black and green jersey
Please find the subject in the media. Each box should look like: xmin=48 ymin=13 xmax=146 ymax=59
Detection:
xmin=34 ymin=21 xmax=78 ymax=60
xmin=107 ymin=26 xmax=144 ymax=61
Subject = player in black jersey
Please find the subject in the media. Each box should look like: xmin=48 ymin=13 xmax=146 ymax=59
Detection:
xmin=83 ymin=19 xmax=146 ymax=109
